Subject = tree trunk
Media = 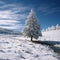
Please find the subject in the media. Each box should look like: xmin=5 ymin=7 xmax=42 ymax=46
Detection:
xmin=31 ymin=35 xmax=33 ymax=41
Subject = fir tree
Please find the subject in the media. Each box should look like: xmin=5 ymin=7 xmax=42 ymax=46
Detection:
xmin=23 ymin=9 xmax=42 ymax=41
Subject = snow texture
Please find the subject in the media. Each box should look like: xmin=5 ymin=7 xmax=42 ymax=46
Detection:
xmin=0 ymin=34 xmax=59 ymax=60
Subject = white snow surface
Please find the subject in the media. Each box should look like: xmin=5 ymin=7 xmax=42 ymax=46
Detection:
xmin=41 ymin=30 xmax=60 ymax=41
xmin=0 ymin=34 xmax=59 ymax=60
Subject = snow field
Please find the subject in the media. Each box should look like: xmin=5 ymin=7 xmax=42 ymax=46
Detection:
xmin=0 ymin=35 xmax=59 ymax=60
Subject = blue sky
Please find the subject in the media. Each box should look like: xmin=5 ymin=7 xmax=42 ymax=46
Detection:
xmin=0 ymin=0 xmax=60 ymax=31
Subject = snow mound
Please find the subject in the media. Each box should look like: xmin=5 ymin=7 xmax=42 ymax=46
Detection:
xmin=42 ymin=30 xmax=60 ymax=41
xmin=0 ymin=35 xmax=59 ymax=60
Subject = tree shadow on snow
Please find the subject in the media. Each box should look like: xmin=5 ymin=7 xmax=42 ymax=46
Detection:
xmin=31 ymin=40 xmax=60 ymax=53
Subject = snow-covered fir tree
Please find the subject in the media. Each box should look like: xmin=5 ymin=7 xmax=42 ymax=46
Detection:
xmin=51 ymin=25 xmax=56 ymax=30
xmin=47 ymin=27 xmax=51 ymax=31
xmin=23 ymin=9 xmax=42 ymax=41
xmin=56 ymin=24 xmax=60 ymax=30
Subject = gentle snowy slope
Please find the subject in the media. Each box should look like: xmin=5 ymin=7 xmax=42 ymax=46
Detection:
xmin=0 ymin=35 xmax=59 ymax=60
xmin=42 ymin=30 xmax=60 ymax=41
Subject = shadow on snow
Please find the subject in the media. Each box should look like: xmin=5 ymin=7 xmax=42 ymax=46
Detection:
xmin=31 ymin=40 xmax=60 ymax=53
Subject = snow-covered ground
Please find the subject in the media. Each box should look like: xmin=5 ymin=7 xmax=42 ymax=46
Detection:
xmin=41 ymin=30 xmax=60 ymax=41
xmin=0 ymin=30 xmax=60 ymax=60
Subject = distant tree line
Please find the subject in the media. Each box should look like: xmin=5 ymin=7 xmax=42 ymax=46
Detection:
xmin=43 ymin=24 xmax=60 ymax=32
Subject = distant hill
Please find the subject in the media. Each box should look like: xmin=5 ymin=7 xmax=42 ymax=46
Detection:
xmin=0 ymin=28 xmax=22 ymax=35
xmin=42 ymin=30 xmax=60 ymax=41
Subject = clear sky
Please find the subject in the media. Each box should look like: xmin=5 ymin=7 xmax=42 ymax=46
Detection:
xmin=0 ymin=0 xmax=60 ymax=31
